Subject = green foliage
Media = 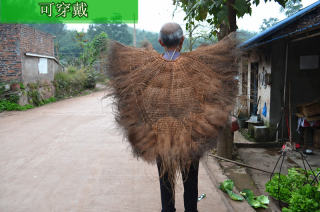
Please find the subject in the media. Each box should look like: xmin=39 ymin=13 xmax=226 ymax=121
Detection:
xmin=285 ymin=184 xmax=320 ymax=212
xmin=42 ymin=97 xmax=57 ymax=104
xmin=173 ymin=0 xmax=291 ymax=38
xmin=280 ymin=0 xmax=303 ymax=17
xmin=0 ymin=100 xmax=34 ymax=112
xmin=220 ymin=179 xmax=235 ymax=191
xmin=67 ymin=66 xmax=77 ymax=74
xmin=134 ymin=29 xmax=163 ymax=52
xmin=219 ymin=179 xmax=269 ymax=208
xmin=84 ymin=69 xmax=98 ymax=89
xmin=7 ymin=94 xmax=19 ymax=104
xmin=220 ymin=179 xmax=245 ymax=201
xmin=0 ymin=94 xmax=55 ymax=112
xmin=0 ymin=85 xmax=5 ymax=96
xmin=27 ymin=89 xmax=42 ymax=106
xmin=260 ymin=18 xmax=279 ymax=32
xmin=237 ymin=30 xmax=258 ymax=42
xmin=29 ymin=24 xmax=81 ymax=65
xmin=220 ymin=179 xmax=270 ymax=208
xmin=92 ymin=32 xmax=108 ymax=56
xmin=259 ymin=0 xmax=302 ymax=32
xmin=26 ymin=82 xmax=44 ymax=106
xmin=240 ymin=189 xmax=269 ymax=208
xmin=54 ymin=67 xmax=95 ymax=99
xmin=74 ymin=31 xmax=108 ymax=67
xmin=133 ymin=27 xmax=215 ymax=53
xmin=266 ymin=167 xmax=320 ymax=211
xmin=1 ymin=80 xmax=58 ymax=113
xmin=87 ymin=24 xmax=132 ymax=45
xmin=59 ymin=30 xmax=83 ymax=65
xmin=19 ymin=82 xmax=25 ymax=90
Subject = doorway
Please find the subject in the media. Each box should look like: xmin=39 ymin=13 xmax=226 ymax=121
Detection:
xmin=250 ymin=63 xmax=259 ymax=115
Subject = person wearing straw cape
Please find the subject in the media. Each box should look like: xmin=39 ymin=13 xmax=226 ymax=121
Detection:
xmin=107 ymin=22 xmax=238 ymax=212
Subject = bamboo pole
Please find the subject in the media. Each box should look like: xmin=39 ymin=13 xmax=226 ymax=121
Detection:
xmin=209 ymin=154 xmax=273 ymax=174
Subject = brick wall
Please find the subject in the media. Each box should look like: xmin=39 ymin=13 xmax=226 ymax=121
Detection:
xmin=0 ymin=24 xmax=22 ymax=83
xmin=20 ymin=25 xmax=54 ymax=56
xmin=0 ymin=24 xmax=55 ymax=84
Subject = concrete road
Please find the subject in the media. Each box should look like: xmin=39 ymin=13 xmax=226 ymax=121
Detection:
xmin=0 ymin=91 xmax=246 ymax=212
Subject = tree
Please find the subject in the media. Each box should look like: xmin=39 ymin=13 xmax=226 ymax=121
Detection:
xmin=74 ymin=32 xmax=108 ymax=67
xmin=259 ymin=18 xmax=279 ymax=31
xmin=173 ymin=0 xmax=291 ymax=40
xmin=280 ymin=0 xmax=303 ymax=17
xmin=184 ymin=21 xmax=217 ymax=51
xmin=134 ymin=29 xmax=163 ymax=53
xmin=87 ymin=24 xmax=132 ymax=45
xmin=237 ymin=29 xmax=258 ymax=42
xmin=259 ymin=0 xmax=302 ymax=32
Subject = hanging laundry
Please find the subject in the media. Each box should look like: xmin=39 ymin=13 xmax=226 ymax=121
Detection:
xmin=262 ymin=102 xmax=267 ymax=117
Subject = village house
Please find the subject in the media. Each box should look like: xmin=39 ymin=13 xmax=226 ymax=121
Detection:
xmin=0 ymin=24 xmax=61 ymax=104
xmin=238 ymin=1 xmax=320 ymax=148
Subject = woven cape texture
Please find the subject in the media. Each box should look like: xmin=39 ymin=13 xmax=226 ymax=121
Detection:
xmin=107 ymin=36 xmax=238 ymax=169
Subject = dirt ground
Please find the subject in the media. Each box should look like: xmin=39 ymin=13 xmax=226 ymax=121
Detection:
xmin=0 ymin=91 xmax=253 ymax=212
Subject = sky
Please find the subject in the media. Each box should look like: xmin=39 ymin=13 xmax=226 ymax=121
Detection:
xmin=66 ymin=0 xmax=319 ymax=33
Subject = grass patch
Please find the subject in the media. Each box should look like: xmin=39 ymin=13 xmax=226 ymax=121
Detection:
xmin=0 ymin=100 xmax=34 ymax=112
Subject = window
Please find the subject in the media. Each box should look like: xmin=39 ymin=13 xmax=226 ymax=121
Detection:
xmin=38 ymin=58 xmax=48 ymax=74
xmin=300 ymin=55 xmax=319 ymax=70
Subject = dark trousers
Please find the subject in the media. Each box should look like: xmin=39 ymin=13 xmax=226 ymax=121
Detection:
xmin=156 ymin=159 xmax=199 ymax=212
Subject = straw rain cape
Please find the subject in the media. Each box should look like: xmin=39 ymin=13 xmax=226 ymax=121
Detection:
xmin=107 ymin=35 xmax=238 ymax=176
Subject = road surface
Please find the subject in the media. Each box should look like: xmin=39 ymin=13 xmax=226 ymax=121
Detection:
xmin=0 ymin=91 xmax=249 ymax=212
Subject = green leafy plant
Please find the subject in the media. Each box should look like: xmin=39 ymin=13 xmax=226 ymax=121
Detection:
xmin=220 ymin=179 xmax=269 ymax=208
xmin=54 ymin=69 xmax=87 ymax=99
xmin=266 ymin=167 xmax=320 ymax=212
xmin=27 ymin=89 xmax=42 ymax=106
xmin=240 ymin=189 xmax=269 ymax=209
xmin=219 ymin=179 xmax=244 ymax=201
xmin=84 ymin=68 xmax=98 ymax=89
xmin=0 ymin=100 xmax=34 ymax=112
xmin=43 ymin=97 xmax=56 ymax=104
xmin=8 ymin=94 xmax=20 ymax=104
xmin=19 ymin=82 xmax=25 ymax=90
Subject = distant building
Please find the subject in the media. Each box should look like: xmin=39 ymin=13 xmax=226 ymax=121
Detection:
xmin=238 ymin=1 xmax=320 ymax=145
xmin=0 ymin=24 xmax=61 ymax=103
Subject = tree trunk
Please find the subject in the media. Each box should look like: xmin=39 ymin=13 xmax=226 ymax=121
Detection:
xmin=217 ymin=126 xmax=234 ymax=159
xmin=227 ymin=0 xmax=237 ymax=33
xmin=217 ymin=0 xmax=237 ymax=40
xmin=216 ymin=0 xmax=237 ymax=158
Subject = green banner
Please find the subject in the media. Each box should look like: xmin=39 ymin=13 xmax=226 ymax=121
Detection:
xmin=0 ymin=0 xmax=138 ymax=23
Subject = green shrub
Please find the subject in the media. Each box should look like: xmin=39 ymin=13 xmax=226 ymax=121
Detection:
xmin=27 ymin=89 xmax=42 ymax=106
xmin=266 ymin=167 xmax=320 ymax=212
xmin=0 ymin=100 xmax=34 ymax=112
xmin=54 ymin=69 xmax=87 ymax=98
xmin=0 ymin=85 xmax=6 ymax=96
xmin=19 ymin=82 xmax=25 ymax=90
xmin=8 ymin=94 xmax=19 ymax=104
xmin=54 ymin=67 xmax=97 ymax=98
xmin=43 ymin=97 xmax=56 ymax=104
xmin=84 ymin=69 xmax=97 ymax=89
xmin=67 ymin=65 xmax=77 ymax=74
